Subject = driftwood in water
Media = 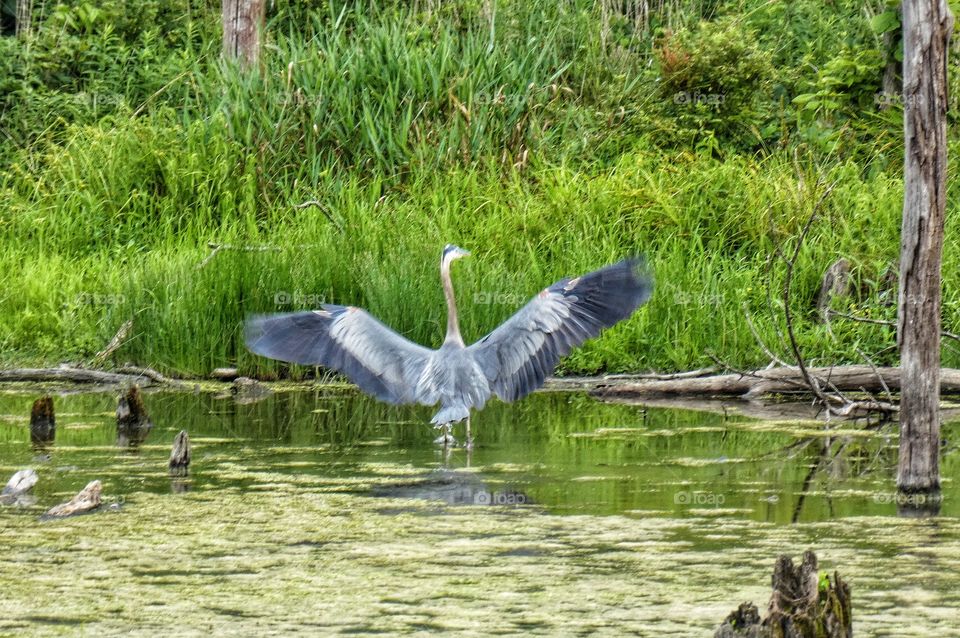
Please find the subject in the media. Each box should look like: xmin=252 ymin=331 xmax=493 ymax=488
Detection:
xmin=44 ymin=480 xmax=103 ymax=518
xmin=715 ymin=551 xmax=851 ymax=638
xmin=595 ymin=366 xmax=960 ymax=400
xmin=1 ymin=469 xmax=39 ymax=506
xmin=169 ymin=430 xmax=191 ymax=476
xmin=117 ymin=385 xmax=153 ymax=447
xmin=30 ymin=396 xmax=55 ymax=445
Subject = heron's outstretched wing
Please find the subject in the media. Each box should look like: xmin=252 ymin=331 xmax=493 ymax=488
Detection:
xmin=245 ymin=306 xmax=434 ymax=405
xmin=467 ymin=258 xmax=653 ymax=402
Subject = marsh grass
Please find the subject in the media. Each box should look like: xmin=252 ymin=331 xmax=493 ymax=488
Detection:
xmin=1 ymin=0 xmax=956 ymax=376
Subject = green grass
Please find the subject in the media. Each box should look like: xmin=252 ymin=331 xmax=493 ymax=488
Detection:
xmin=1 ymin=0 xmax=957 ymax=377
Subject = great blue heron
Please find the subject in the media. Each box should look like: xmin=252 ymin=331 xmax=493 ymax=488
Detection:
xmin=245 ymin=246 xmax=653 ymax=448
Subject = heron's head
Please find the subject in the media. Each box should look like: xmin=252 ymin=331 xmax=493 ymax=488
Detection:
xmin=442 ymin=244 xmax=471 ymax=268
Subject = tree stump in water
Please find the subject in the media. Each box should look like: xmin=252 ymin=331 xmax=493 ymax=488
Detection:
xmin=715 ymin=551 xmax=851 ymax=638
xmin=30 ymin=396 xmax=55 ymax=445
xmin=44 ymin=480 xmax=102 ymax=518
xmin=116 ymin=385 xmax=152 ymax=447
xmin=169 ymin=430 xmax=191 ymax=476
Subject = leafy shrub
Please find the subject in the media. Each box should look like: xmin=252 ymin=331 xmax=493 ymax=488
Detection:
xmin=638 ymin=16 xmax=775 ymax=152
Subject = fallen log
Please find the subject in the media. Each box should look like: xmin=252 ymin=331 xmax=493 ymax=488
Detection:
xmin=30 ymin=396 xmax=55 ymax=445
xmin=0 ymin=367 xmax=155 ymax=386
xmin=594 ymin=366 xmax=960 ymax=400
xmin=44 ymin=480 xmax=102 ymax=518
xmin=715 ymin=550 xmax=851 ymax=638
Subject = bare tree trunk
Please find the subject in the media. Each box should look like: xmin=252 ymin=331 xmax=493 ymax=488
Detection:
xmin=222 ymin=0 xmax=265 ymax=68
xmin=15 ymin=0 xmax=31 ymax=39
xmin=897 ymin=0 xmax=953 ymax=493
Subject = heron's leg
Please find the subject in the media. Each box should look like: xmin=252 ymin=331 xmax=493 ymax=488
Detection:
xmin=433 ymin=422 xmax=456 ymax=447
xmin=464 ymin=416 xmax=473 ymax=450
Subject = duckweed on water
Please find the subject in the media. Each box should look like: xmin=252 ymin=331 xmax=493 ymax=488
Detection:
xmin=0 ymin=388 xmax=958 ymax=635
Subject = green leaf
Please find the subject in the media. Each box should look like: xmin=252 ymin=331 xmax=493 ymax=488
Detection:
xmin=871 ymin=11 xmax=900 ymax=35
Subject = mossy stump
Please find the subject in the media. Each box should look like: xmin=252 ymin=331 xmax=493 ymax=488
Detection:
xmin=169 ymin=430 xmax=191 ymax=476
xmin=116 ymin=385 xmax=153 ymax=447
xmin=30 ymin=396 xmax=55 ymax=445
xmin=715 ymin=551 xmax=851 ymax=638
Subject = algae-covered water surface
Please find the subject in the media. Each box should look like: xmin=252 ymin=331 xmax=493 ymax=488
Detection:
xmin=1 ymin=388 xmax=958 ymax=636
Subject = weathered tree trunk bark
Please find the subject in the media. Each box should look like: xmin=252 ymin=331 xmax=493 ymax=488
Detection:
xmin=222 ymin=0 xmax=265 ymax=68
xmin=15 ymin=0 xmax=31 ymax=39
xmin=897 ymin=0 xmax=953 ymax=493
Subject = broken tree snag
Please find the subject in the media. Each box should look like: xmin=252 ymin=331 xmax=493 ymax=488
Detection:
xmin=169 ymin=431 xmax=191 ymax=476
xmin=44 ymin=480 xmax=103 ymax=518
xmin=30 ymin=396 xmax=55 ymax=445
xmin=815 ymin=259 xmax=851 ymax=322
xmin=715 ymin=551 xmax=851 ymax=638
xmin=222 ymin=0 xmax=266 ymax=68
xmin=116 ymin=385 xmax=153 ymax=447
xmin=897 ymin=0 xmax=954 ymax=494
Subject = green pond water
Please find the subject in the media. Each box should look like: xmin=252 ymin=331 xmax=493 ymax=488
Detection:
xmin=1 ymin=387 xmax=958 ymax=636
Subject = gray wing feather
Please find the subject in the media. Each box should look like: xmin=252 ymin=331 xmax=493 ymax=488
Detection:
xmin=467 ymin=258 xmax=653 ymax=402
xmin=245 ymin=306 xmax=434 ymax=405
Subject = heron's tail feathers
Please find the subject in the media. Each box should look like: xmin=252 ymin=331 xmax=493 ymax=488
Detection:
xmin=431 ymin=405 xmax=470 ymax=425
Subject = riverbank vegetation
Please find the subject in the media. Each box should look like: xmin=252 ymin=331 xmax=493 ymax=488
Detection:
xmin=2 ymin=0 xmax=958 ymax=377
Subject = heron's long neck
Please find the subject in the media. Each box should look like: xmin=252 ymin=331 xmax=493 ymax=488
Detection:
xmin=441 ymin=261 xmax=464 ymax=346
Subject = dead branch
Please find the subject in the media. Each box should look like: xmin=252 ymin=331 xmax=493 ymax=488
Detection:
xmin=827 ymin=309 xmax=960 ymax=342
xmin=293 ymin=200 xmax=344 ymax=233
xmin=779 ymin=181 xmax=846 ymax=410
xmin=92 ymin=319 xmax=134 ymax=366
xmin=743 ymin=304 xmax=796 ymax=369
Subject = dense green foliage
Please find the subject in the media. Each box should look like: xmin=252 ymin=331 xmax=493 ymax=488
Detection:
xmin=1 ymin=0 xmax=958 ymax=377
